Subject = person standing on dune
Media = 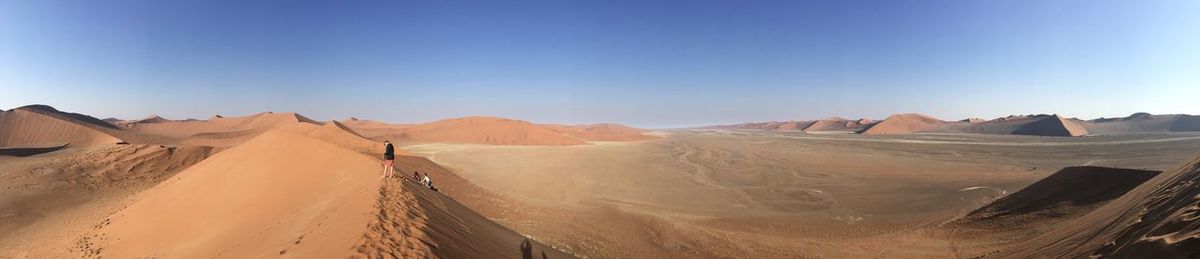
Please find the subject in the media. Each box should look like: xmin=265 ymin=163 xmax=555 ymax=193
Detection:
xmin=382 ymin=140 xmax=395 ymax=178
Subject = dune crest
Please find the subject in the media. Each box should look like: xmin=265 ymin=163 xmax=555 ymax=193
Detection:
xmin=0 ymin=108 xmax=122 ymax=148
xmin=861 ymin=113 xmax=945 ymax=135
xmin=1013 ymin=114 xmax=1088 ymax=137
xmin=385 ymin=116 xmax=587 ymax=145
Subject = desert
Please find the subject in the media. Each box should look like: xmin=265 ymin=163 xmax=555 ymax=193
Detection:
xmin=4 ymin=1 xmax=1198 ymax=258
xmin=3 ymin=105 xmax=1200 ymax=258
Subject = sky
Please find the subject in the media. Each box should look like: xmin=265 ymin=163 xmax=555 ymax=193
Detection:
xmin=1 ymin=0 xmax=1197 ymax=128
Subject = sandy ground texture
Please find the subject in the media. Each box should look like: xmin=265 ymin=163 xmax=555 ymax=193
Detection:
xmin=406 ymin=130 xmax=1200 ymax=258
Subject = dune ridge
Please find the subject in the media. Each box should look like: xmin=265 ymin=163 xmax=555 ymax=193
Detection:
xmin=0 ymin=108 xmax=122 ymax=148
xmin=72 ymin=130 xmax=571 ymax=258
xmin=861 ymin=113 xmax=945 ymax=135
xmin=1012 ymin=114 xmax=1089 ymax=137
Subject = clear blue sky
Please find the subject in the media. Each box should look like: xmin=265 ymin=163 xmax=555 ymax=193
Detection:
xmin=1 ymin=0 xmax=1197 ymax=128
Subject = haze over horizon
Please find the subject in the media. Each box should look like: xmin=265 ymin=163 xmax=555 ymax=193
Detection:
xmin=3 ymin=0 xmax=1197 ymax=128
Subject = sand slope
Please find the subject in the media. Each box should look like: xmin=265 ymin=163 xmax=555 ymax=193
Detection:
xmin=83 ymin=131 xmax=380 ymax=258
xmin=1012 ymin=114 xmax=1089 ymax=137
xmin=383 ymin=116 xmax=586 ymax=145
xmin=803 ymin=117 xmax=875 ymax=132
xmin=998 ymin=154 xmax=1200 ymax=258
xmin=0 ymin=108 xmax=122 ymax=148
xmin=127 ymin=112 xmax=321 ymax=147
xmin=861 ymin=113 xmax=945 ymax=135
xmin=75 ymin=130 xmax=570 ymax=258
xmin=279 ymin=120 xmax=390 ymax=155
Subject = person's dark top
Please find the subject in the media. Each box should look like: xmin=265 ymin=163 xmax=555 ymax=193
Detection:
xmin=384 ymin=143 xmax=395 ymax=160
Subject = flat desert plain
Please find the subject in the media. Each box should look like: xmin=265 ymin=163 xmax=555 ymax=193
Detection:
xmin=406 ymin=130 xmax=1200 ymax=258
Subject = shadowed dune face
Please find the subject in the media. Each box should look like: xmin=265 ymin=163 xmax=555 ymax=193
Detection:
xmin=998 ymin=154 xmax=1200 ymax=258
xmin=966 ymin=166 xmax=1159 ymax=219
xmin=947 ymin=166 xmax=1161 ymax=256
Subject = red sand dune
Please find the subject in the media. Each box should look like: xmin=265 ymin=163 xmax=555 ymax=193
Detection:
xmin=128 ymin=112 xmax=320 ymax=147
xmin=0 ymin=107 xmax=122 ymax=148
xmin=382 ymin=116 xmax=587 ymax=145
xmin=1013 ymin=114 xmax=1089 ymax=137
xmin=79 ymin=130 xmax=570 ymax=258
xmin=998 ymin=154 xmax=1200 ymax=258
xmin=278 ymin=120 xmax=393 ymax=155
xmin=861 ymin=113 xmax=945 ymax=135
xmin=540 ymin=123 xmax=659 ymax=141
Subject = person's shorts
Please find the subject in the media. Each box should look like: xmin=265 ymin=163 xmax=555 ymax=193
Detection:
xmin=383 ymin=159 xmax=394 ymax=166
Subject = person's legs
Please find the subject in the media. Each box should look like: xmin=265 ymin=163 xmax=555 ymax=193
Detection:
xmin=382 ymin=160 xmax=394 ymax=178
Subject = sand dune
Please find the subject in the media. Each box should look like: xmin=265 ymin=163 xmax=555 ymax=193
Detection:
xmin=74 ymin=130 xmax=569 ymax=258
xmin=131 ymin=115 xmax=171 ymax=124
xmin=707 ymin=117 xmax=877 ymax=132
xmin=803 ymin=117 xmax=874 ymax=132
xmin=80 ymin=131 xmax=380 ymax=258
xmin=861 ymin=113 xmax=945 ymax=135
xmin=279 ymin=120 xmax=390 ymax=155
xmin=379 ymin=116 xmax=587 ymax=145
xmin=127 ymin=111 xmax=321 ymax=147
xmin=997 ymin=153 xmax=1200 ymax=258
xmin=131 ymin=111 xmax=317 ymax=138
xmin=1012 ymin=114 xmax=1089 ymax=137
xmin=0 ymin=107 xmax=122 ymax=148
xmin=540 ymin=123 xmax=658 ymax=141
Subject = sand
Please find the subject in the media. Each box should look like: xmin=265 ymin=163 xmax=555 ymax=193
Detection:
xmin=540 ymin=123 xmax=659 ymax=141
xmin=861 ymin=113 xmax=945 ymax=135
xmin=1012 ymin=114 xmax=1089 ymax=137
xmin=406 ymin=130 xmax=1200 ymax=258
xmin=996 ymin=152 xmax=1200 ymax=258
xmin=6 ymin=104 xmax=1200 ymax=257
xmin=343 ymin=116 xmax=657 ymax=146
xmin=0 ymin=108 xmax=122 ymax=148
xmin=1 ymin=106 xmax=574 ymax=258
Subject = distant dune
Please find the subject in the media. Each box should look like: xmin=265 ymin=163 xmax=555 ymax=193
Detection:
xmin=707 ymin=117 xmax=875 ymax=133
xmin=0 ymin=106 xmax=122 ymax=148
xmin=860 ymin=113 xmax=945 ymax=135
xmin=1012 ymin=114 xmax=1089 ymax=137
xmin=711 ymin=112 xmax=1200 ymax=137
xmin=346 ymin=116 xmax=657 ymax=146
xmin=381 ymin=116 xmax=586 ymax=145
xmin=540 ymin=123 xmax=659 ymax=141
xmin=131 ymin=115 xmax=172 ymax=124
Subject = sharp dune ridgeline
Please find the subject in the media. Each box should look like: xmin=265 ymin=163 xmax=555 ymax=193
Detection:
xmin=709 ymin=112 xmax=1200 ymax=137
